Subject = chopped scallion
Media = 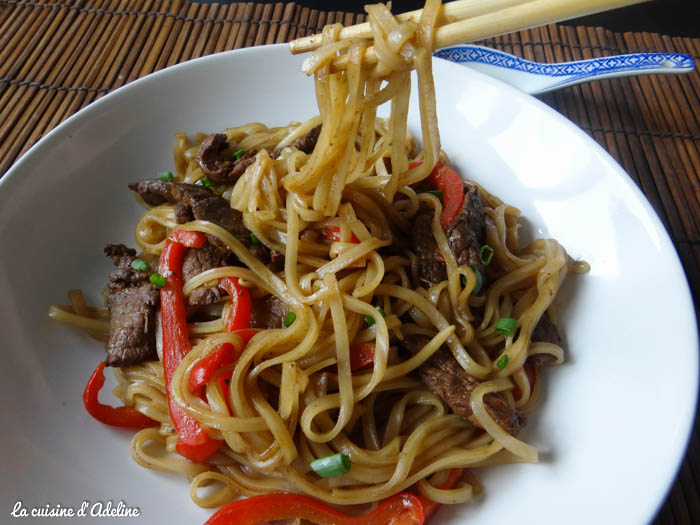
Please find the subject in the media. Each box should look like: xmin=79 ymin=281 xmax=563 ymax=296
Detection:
xmin=480 ymin=244 xmax=494 ymax=266
xmin=195 ymin=177 xmax=215 ymax=187
xmin=130 ymin=258 xmax=148 ymax=272
xmin=233 ymin=149 xmax=246 ymax=160
xmin=309 ymin=453 xmax=351 ymax=478
xmin=149 ymin=272 xmax=167 ymax=289
xmin=249 ymin=233 xmax=260 ymax=245
xmin=428 ymin=190 xmax=443 ymax=202
xmin=469 ymin=264 xmax=483 ymax=296
xmin=364 ymin=305 xmax=386 ymax=326
xmin=496 ymin=354 xmax=509 ymax=370
xmin=495 ymin=317 xmax=517 ymax=336
xmin=283 ymin=311 xmax=296 ymax=327
xmin=157 ymin=171 xmax=173 ymax=182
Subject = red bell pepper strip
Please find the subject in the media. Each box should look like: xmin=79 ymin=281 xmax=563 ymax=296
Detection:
xmin=220 ymin=277 xmax=253 ymax=332
xmin=230 ymin=328 xmax=260 ymax=344
xmin=432 ymin=164 xmax=465 ymax=229
xmin=189 ymin=343 xmax=237 ymax=394
xmin=169 ymin=229 xmax=207 ymax=248
xmin=204 ymin=492 xmax=425 ymax=525
xmin=320 ymin=226 xmax=360 ymax=244
xmin=187 ymin=274 xmax=256 ymax=394
xmin=415 ymin=468 xmax=463 ymax=522
xmin=159 ymin=230 xmax=222 ymax=463
xmin=187 ymin=330 xmax=259 ymax=395
xmin=409 ymin=160 xmax=465 ymax=229
xmin=350 ymin=342 xmax=376 ymax=371
xmin=83 ymin=361 xmax=158 ymax=429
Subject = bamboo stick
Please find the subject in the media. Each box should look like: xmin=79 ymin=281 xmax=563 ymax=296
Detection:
xmin=289 ymin=0 xmax=533 ymax=54
xmin=291 ymin=0 xmax=650 ymax=72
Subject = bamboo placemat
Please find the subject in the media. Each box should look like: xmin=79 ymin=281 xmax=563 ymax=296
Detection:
xmin=1 ymin=1 xmax=698 ymax=523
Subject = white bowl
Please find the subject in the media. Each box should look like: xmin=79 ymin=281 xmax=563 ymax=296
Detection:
xmin=0 ymin=44 xmax=696 ymax=525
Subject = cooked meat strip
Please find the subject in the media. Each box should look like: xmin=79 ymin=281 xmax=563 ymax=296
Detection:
xmin=532 ymin=312 xmax=562 ymax=346
xmin=446 ymin=184 xmax=486 ymax=273
xmin=400 ymin=335 xmax=526 ymax=435
xmin=130 ymin=180 xmax=250 ymax=242
xmin=130 ymin=180 xmax=284 ymax=304
xmin=173 ymin=202 xmax=194 ymax=223
xmin=270 ymin=125 xmax=322 ymax=159
xmin=287 ymin=124 xmax=321 ymax=154
xmin=130 ymin=180 xmax=280 ymax=264
xmin=411 ymin=182 xmax=486 ymax=284
xmin=528 ymin=312 xmax=563 ymax=366
xmin=182 ymin=243 xmax=231 ymax=306
xmin=195 ymin=133 xmax=229 ymax=178
xmin=250 ymin=295 xmax=289 ymax=329
xmin=224 ymin=148 xmax=257 ymax=183
xmin=195 ymin=133 xmax=257 ymax=183
xmin=103 ymin=244 xmax=160 ymax=367
xmin=412 ymin=206 xmax=448 ymax=283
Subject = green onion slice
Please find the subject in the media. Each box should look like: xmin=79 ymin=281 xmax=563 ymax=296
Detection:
xmin=249 ymin=233 xmax=260 ymax=245
xmin=149 ymin=272 xmax=167 ymax=289
xmin=283 ymin=311 xmax=296 ymax=327
xmin=480 ymin=244 xmax=494 ymax=266
xmin=130 ymin=258 xmax=148 ymax=272
xmin=427 ymin=190 xmax=443 ymax=202
xmin=309 ymin=453 xmax=351 ymax=478
xmin=468 ymin=265 xmax=483 ymax=296
xmin=364 ymin=305 xmax=386 ymax=326
xmin=195 ymin=177 xmax=215 ymax=187
xmin=495 ymin=317 xmax=517 ymax=336
xmin=157 ymin=171 xmax=174 ymax=182
xmin=496 ymin=354 xmax=509 ymax=370
xmin=233 ymin=149 xmax=246 ymax=160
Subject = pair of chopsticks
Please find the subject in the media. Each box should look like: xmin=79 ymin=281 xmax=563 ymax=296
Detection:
xmin=289 ymin=0 xmax=648 ymax=70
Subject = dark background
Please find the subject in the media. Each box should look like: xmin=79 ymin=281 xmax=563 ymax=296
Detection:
xmin=200 ymin=1 xmax=700 ymax=37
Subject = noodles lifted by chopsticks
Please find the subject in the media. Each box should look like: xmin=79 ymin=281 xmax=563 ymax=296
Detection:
xmin=49 ymin=0 xmax=587 ymax=518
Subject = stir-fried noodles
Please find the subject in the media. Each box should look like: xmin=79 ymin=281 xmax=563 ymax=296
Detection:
xmin=50 ymin=1 xmax=587 ymax=520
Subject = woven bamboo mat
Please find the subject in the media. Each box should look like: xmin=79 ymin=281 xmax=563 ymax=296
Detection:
xmin=1 ymin=0 xmax=699 ymax=523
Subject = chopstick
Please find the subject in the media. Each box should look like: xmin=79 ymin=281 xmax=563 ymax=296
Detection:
xmin=290 ymin=0 xmax=649 ymax=71
xmin=289 ymin=0 xmax=533 ymax=55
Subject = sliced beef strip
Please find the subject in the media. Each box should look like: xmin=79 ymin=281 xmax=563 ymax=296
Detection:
xmin=129 ymin=180 xmax=281 ymax=269
xmin=181 ymin=243 xmax=230 ymax=307
xmin=528 ymin=312 xmax=563 ymax=366
xmin=103 ymin=244 xmax=160 ymax=367
xmin=131 ymin=180 xmax=285 ymax=305
xmin=195 ymin=133 xmax=257 ymax=184
xmin=412 ymin=205 xmax=448 ymax=283
xmin=250 ymin=295 xmax=289 ymax=329
xmin=265 ymin=248 xmax=285 ymax=273
xmin=411 ymin=182 xmax=486 ymax=284
xmin=173 ymin=202 xmax=194 ymax=223
xmin=400 ymin=335 xmax=526 ymax=436
xmin=225 ymin=149 xmax=257 ymax=183
xmin=270 ymin=125 xmax=322 ymax=159
xmin=287 ymin=124 xmax=321 ymax=154
xmin=130 ymin=180 xmax=250 ymax=242
xmin=532 ymin=312 xmax=562 ymax=346
xmin=446 ymin=183 xmax=485 ymax=274
xmin=196 ymin=133 xmax=229 ymax=178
